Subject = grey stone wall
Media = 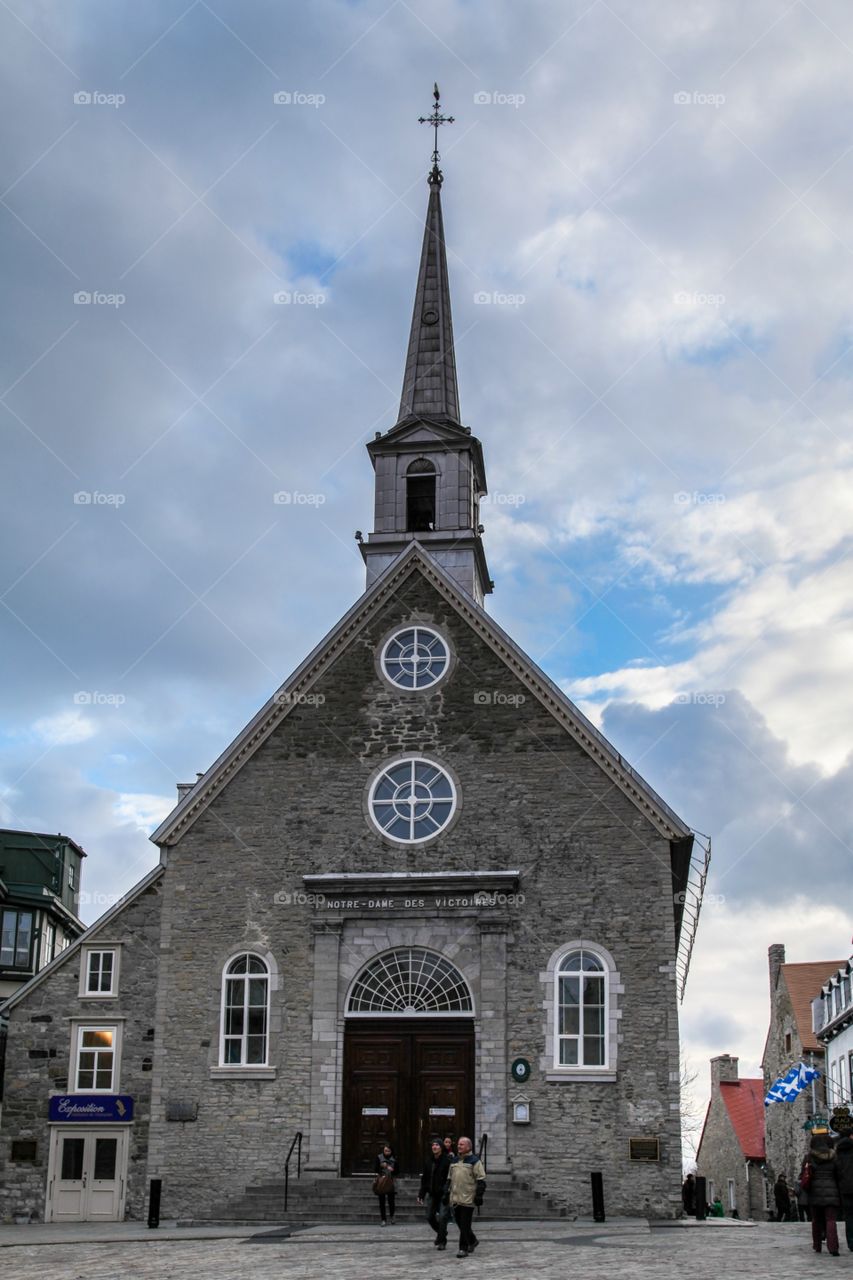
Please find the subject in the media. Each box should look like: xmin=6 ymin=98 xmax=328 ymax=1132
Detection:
xmin=0 ymin=877 xmax=163 ymax=1222
xmin=762 ymin=966 xmax=825 ymax=1184
xmin=148 ymin=567 xmax=684 ymax=1220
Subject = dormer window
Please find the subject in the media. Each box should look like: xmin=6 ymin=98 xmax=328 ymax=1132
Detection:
xmin=406 ymin=458 xmax=436 ymax=531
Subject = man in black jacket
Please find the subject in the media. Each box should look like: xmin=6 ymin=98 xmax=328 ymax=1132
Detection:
xmin=417 ymin=1139 xmax=452 ymax=1249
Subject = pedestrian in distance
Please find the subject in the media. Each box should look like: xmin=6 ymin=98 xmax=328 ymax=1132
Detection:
xmin=443 ymin=1135 xmax=485 ymax=1259
xmin=708 ymin=1196 xmax=725 ymax=1218
xmin=805 ymin=1132 xmax=841 ymax=1255
xmin=774 ymin=1173 xmax=790 ymax=1222
xmin=681 ymin=1172 xmax=696 ymax=1216
xmin=795 ymin=1159 xmax=812 ymax=1222
xmin=832 ymin=1107 xmax=853 ymax=1252
xmin=418 ymin=1138 xmax=453 ymax=1250
xmin=373 ymin=1144 xmax=397 ymax=1226
xmin=443 ymin=1134 xmax=456 ymax=1158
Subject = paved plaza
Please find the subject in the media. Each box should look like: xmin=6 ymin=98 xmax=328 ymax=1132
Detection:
xmin=1 ymin=1219 xmax=851 ymax=1280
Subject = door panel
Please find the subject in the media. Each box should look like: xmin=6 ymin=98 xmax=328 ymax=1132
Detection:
xmin=48 ymin=1130 xmax=127 ymax=1222
xmin=342 ymin=1022 xmax=474 ymax=1175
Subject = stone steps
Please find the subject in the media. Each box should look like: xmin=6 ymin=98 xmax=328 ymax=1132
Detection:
xmin=207 ymin=1175 xmax=567 ymax=1223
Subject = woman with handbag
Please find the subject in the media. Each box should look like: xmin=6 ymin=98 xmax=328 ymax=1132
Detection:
xmin=373 ymin=1144 xmax=398 ymax=1225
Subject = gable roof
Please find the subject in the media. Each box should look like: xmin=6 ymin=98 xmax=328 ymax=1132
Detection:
xmin=0 ymin=864 xmax=164 ymax=1016
xmin=151 ymin=542 xmax=692 ymax=851
xmin=782 ymin=960 xmax=846 ymax=1053
xmin=720 ymin=1079 xmax=766 ymax=1160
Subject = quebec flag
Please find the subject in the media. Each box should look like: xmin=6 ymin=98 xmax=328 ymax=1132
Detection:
xmin=764 ymin=1062 xmax=821 ymax=1107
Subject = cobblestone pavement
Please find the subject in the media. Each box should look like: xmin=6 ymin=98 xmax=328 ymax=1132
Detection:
xmin=2 ymin=1219 xmax=851 ymax=1280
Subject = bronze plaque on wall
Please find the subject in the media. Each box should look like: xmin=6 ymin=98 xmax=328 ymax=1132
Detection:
xmin=629 ymin=1137 xmax=660 ymax=1161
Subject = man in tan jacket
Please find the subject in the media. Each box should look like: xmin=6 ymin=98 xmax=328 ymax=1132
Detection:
xmin=444 ymin=1136 xmax=486 ymax=1258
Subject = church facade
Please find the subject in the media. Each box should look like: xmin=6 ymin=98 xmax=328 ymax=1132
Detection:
xmin=0 ymin=140 xmax=702 ymax=1224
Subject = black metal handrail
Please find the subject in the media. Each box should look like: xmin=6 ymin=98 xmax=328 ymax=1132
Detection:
xmin=284 ymin=1130 xmax=303 ymax=1210
xmin=477 ymin=1132 xmax=488 ymax=1172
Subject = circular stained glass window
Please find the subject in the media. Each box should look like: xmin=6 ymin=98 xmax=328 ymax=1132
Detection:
xmin=368 ymin=756 xmax=457 ymax=844
xmin=380 ymin=626 xmax=449 ymax=690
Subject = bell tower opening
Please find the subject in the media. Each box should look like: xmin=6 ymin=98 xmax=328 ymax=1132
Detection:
xmin=406 ymin=458 xmax=436 ymax=531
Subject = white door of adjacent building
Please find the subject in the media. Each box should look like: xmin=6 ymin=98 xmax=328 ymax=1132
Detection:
xmin=47 ymin=1128 xmax=128 ymax=1221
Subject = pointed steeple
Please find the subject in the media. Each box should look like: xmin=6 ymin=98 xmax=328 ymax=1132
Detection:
xmin=397 ymin=84 xmax=460 ymax=425
xmin=397 ymin=171 xmax=460 ymax=424
xmin=359 ymin=88 xmax=492 ymax=606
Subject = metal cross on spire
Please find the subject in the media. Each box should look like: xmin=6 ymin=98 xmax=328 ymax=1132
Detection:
xmin=419 ymin=83 xmax=454 ymax=185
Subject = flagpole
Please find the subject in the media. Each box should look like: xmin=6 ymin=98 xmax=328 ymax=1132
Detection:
xmin=810 ymin=1050 xmax=816 ymax=1114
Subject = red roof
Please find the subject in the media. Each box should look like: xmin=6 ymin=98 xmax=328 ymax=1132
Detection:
xmin=720 ymin=1079 xmax=766 ymax=1160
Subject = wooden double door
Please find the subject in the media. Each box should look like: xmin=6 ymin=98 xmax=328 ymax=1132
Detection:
xmin=342 ymin=1020 xmax=474 ymax=1176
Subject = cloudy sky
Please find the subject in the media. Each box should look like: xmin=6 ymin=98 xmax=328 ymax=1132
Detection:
xmin=2 ymin=0 xmax=851 ymax=1147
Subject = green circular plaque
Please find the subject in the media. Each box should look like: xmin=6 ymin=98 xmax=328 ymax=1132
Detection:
xmin=511 ymin=1057 xmax=531 ymax=1083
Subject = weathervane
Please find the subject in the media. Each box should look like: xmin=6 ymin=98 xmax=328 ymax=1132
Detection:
xmin=419 ymin=82 xmax=454 ymax=185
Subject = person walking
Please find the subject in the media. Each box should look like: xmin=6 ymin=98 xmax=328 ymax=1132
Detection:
xmin=834 ymin=1115 xmax=853 ymax=1252
xmin=796 ymin=1159 xmax=812 ymax=1222
xmin=774 ymin=1173 xmax=790 ymax=1222
xmin=444 ymin=1135 xmax=485 ymax=1259
xmin=681 ymin=1173 xmax=696 ymax=1216
xmin=374 ymin=1144 xmax=397 ymax=1226
xmin=806 ymin=1133 xmax=840 ymax=1254
xmin=418 ymin=1139 xmax=452 ymax=1250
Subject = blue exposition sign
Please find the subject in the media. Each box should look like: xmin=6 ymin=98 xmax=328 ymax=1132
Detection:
xmin=49 ymin=1095 xmax=134 ymax=1122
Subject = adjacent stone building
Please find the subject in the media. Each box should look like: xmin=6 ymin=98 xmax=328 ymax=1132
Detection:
xmin=0 ymin=130 xmax=706 ymax=1223
xmin=696 ymin=1054 xmax=767 ymax=1219
xmin=814 ymin=955 xmax=853 ymax=1111
xmin=762 ymin=943 xmax=843 ymax=1184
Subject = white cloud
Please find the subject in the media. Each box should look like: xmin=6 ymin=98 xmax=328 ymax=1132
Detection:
xmin=33 ymin=711 xmax=97 ymax=746
xmin=113 ymin=793 xmax=174 ymax=833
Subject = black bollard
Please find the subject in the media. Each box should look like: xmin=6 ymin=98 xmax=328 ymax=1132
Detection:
xmin=694 ymin=1175 xmax=707 ymax=1220
xmin=147 ymin=1178 xmax=162 ymax=1229
xmin=591 ymin=1170 xmax=605 ymax=1222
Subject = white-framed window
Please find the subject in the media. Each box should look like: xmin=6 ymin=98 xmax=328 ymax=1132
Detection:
xmin=556 ymin=948 xmax=608 ymax=1068
xmin=79 ymin=947 xmax=119 ymax=997
xmin=367 ymin=755 xmax=457 ymax=844
xmin=541 ymin=941 xmax=622 ymax=1081
xmin=727 ymin=1178 xmax=736 ymax=1211
xmin=379 ymin=626 xmax=450 ymax=691
xmin=219 ymin=953 xmax=270 ymax=1066
xmin=71 ymin=1023 xmax=121 ymax=1092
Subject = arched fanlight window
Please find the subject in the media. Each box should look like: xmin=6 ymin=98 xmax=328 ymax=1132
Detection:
xmin=348 ymin=947 xmax=473 ymax=1015
xmin=220 ymin=953 xmax=269 ymax=1066
xmin=406 ymin=457 xmax=437 ymax=531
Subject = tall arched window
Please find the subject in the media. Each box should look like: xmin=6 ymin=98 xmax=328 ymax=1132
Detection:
xmin=220 ymin=953 xmax=269 ymax=1066
xmin=556 ymin=948 xmax=608 ymax=1067
xmin=406 ymin=458 xmax=436 ymax=531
